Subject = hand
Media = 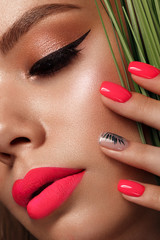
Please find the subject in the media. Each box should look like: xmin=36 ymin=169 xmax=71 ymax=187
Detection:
xmin=99 ymin=61 xmax=160 ymax=211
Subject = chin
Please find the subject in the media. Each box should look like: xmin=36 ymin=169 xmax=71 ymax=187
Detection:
xmin=30 ymin=194 xmax=141 ymax=240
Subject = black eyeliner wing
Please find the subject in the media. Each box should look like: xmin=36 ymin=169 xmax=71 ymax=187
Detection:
xmin=29 ymin=30 xmax=91 ymax=76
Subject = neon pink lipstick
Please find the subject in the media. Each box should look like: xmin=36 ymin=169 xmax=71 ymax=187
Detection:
xmin=12 ymin=167 xmax=85 ymax=220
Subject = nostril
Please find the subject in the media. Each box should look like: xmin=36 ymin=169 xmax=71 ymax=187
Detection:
xmin=0 ymin=152 xmax=10 ymax=158
xmin=10 ymin=137 xmax=31 ymax=145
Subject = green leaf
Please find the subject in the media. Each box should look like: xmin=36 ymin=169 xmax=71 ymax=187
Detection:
xmin=95 ymin=0 xmax=160 ymax=184
xmin=94 ymin=0 xmax=125 ymax=87
xmin=122 ymin=7 xmax=146 ymax=63
xmin=148 ymin=0 xmax=160 ymax=35
xmin=142 ymin=0 xmax=160 ymax=56
xmin=154 ymin=0 xmax=160 ymax=25
xmin=132 ymin=0 xmax=159 ymax=67
xmin=126 ymin=0 xmax=146 ymax=60
xmin=103 ymin=0 xmax=134 ymax=62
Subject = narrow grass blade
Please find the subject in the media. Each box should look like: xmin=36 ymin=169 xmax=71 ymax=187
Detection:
xmin=103 ymin=0 xmax=134 ymax=63
xmin=95 ymin=0 xmax=125 ymax=87
xmin=142 ymin=0 xmax=160 ymax=55
xmin=111 ymin=20 xmax=131 ymax=90
xmin=126 ymin=0 xmax=146 ymax=59
xmin=151 ymin=128 xmax=160 ymax=147
xmin=122 ymin=7 xmax=146 ymax=63
xmin=120 ymin=0 xmax=139 ymax=60
xmin=148 ymin=0 xmax=160 ymax=35
xmin=137 ymin=123 xmax=146 ymax=144
xmin=154 ymin=0 xmax=160 ymax=25
xmin=133 ymin=0 xmax=159 ymax=67
xmin=114 ymin=0 xmax=127 ymax=42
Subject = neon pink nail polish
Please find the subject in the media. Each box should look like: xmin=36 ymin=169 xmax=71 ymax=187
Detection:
xmin=128 ymin=61 xmax=160 ymax=79
xmin=100 ymin=82 xmax=132 ymax=103
xmin=118 ymin=180 xmax=145 ymax=197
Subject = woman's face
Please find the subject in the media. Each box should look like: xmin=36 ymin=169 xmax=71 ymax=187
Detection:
xmin=0 ymin=0 xmax=155 ymax=239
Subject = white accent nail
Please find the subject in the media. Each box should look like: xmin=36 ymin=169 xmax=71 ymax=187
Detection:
xmin=99 ymin=132 xmax=128 ymax=151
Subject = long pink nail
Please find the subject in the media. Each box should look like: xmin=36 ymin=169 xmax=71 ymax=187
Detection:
xmin=118 ymin=180 xmax=145 ymax=197
xmin=100 ymin=82 xmax=132 ymax=103
xmin=128 ymin=61 xmax=160 ymax=79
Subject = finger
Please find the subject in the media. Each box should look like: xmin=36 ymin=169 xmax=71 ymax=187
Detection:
xmin=118 ymin=179 xmax=160 ymax=211
xmin=128 ymin=61 xmax=160 ymax=95
xmin=99 ymin=132 xmax=160 ymax=176
xmin=100 ymin=82 xmax=160 ymax=130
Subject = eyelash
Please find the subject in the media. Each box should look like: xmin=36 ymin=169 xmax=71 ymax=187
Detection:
xmin=29 ymin=30 xmax=90 ymax=78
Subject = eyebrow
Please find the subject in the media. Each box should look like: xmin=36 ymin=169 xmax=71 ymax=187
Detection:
xmin=0 ymin=3 xmax=80 ymax=55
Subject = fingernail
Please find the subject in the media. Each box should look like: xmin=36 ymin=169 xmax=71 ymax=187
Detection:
xmin=99 ymin=132 xmax=128 ymax=151
xmin=118 ymin=180 xmax=145 ymax=197
xmin=100 ymin=82 xmax=132 ymax=103
xmin=128 ymin=61 xmax=160 ymax=79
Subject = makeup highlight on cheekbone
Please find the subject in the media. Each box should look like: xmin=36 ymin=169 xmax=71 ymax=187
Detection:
xmin=99 ymin=132 xmax=128 ymax=151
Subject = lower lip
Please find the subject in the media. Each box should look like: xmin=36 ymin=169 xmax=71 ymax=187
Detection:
xmin=27 ymin=171 xmax=85 ymax=220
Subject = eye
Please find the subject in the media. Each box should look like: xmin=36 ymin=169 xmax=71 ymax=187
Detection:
xmin=29 ymin=30 xmax=91 ymax=78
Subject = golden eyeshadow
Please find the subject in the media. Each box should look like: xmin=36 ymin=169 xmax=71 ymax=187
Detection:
xmin=27 ymin=16 xmax=90 ymax=57
xmin=29 ymin=30 xmax=90 ymax=78
xmin=7 ymin=11 xmax=92 ymax=72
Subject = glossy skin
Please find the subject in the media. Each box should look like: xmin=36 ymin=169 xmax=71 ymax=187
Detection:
xmin=0 ymin=1 xmax=159 ymax=239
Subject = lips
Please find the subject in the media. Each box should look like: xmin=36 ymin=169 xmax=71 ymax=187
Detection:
xmin=12 ymin=167 xmax=85 ymax=220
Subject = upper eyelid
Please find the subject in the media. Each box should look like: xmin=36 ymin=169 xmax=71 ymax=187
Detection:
xmin=30 ymin=30 xmax=91 ymax=68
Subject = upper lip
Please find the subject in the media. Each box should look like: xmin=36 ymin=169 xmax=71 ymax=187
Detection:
xmin=12 ymin=167 xmax=84 ymax=207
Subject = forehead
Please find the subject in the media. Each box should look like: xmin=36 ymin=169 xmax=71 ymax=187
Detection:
xmin=0 ymin=0 xmax=93 ymax=36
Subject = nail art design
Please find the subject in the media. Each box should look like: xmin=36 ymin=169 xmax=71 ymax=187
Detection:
xmin=99 ymin=132 xmax=128 ymax=151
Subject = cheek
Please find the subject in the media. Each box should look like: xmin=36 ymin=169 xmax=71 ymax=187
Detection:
xmin=31 ymin=65 xmax=134 ymax=168
xmin=0 ymin=165 xmax=9 ymax=192
xmin=26 ymin=31 xmax=139 ymax=164
xmin=0 ymin=168 xmax=15 ymax=213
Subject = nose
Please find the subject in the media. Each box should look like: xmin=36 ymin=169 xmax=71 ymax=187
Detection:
xmin=0 ymin=117 xmax=45 ymax=148
xmin=0 ymin=105 xmax=46 ymax=163
xmin=0 ymin=66 xmax=46 ymax=166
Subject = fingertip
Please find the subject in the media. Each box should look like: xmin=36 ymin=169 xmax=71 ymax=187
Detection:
xmin=128 ymin=61 xmax=160 ymax=79
xmin=117 ymin=179 xmax=145 ymax=197
xmin=99 ymin=132 xmax=129 ymax=151
xmin=100 ymin=81 xmax=132 ymax=103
